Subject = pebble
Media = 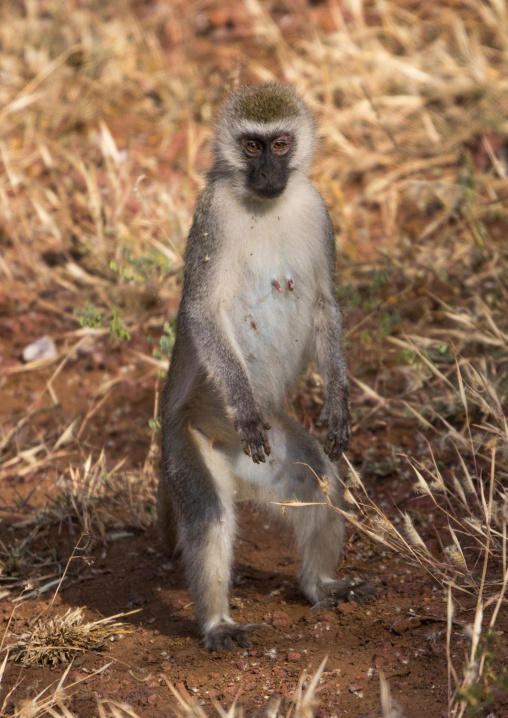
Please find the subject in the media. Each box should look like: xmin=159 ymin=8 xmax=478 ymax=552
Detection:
xmin=22 ymin=335 xmax=57 ymax=362
xmin=272 ymin=610 xmax=293 ymax=628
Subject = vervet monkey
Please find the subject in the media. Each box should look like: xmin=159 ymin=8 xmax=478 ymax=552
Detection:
xmin=159 ymin=84 xmax=374 ymax=650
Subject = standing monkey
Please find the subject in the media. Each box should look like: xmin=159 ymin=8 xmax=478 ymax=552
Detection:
xmin=159 ymin=84 xmax=374 ymax=650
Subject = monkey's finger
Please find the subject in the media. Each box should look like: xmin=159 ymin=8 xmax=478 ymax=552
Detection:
xmin=328 ymin=447 xmax=343 ymax=462
xmin=233 ymin=623 xmax=272 ymax=648
xmin=324 ymin=432 xmax=335 ymax=455
xmin=235 ymin=632 xmax=252 ymax=649
xmin=328 ymin=433 xmax=346 ymax=460
xmin=250 ymin=440 xmax=264 ymax=463
xmin=263 ymin=421 xmax=271 ymax=431
xmin=252 ymin=443 xmax=266 ymax=463
xmin=334 ymin=429 xmax=350 ymax=455
xmin=262 ymin=435 xmax=271 ymax=457
xmin=241 ymin=439 xmax=251 ymax=457
xmin=243 ymin=623 xmax=272 ymax=632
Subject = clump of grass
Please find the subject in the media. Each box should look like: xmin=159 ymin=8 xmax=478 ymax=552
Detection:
xmin=5 ymin=607 xmax=132 ymax=668
xmin=0 ymin=530 xmax=46 ymax=600
xmin=336 ymin=444 xmax=504 ymax=598
xmin=39 ymin=451 xmax=156 ymax=536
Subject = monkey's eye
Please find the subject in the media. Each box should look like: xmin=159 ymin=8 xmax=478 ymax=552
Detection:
xmin=272 ymin=137 xmax=292 ymax=155
xmin=246 ymin=141 xmax=261 ymax=153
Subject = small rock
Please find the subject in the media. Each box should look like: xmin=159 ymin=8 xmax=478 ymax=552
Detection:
xmin=287 ymin=651 xmax=301 ymax=662
xmin=349 ymin=683 xmax=364 ymax=693
xmin=69 ymin=671 xmax=87 ymax=682
xmin=430 ymin=643 xmax=446 ymax=655
xmin=22 ymin=335 xmax=57 ymax=362
xmin=316 ymin=610 xmax=335 ymax=623
xmin=126 ymin=592 xmax=146 ymax=607
xmin=373 ymin=642 xmax=401 ymax=667
xmin=272 ymin=610 xmax=293 ymax=628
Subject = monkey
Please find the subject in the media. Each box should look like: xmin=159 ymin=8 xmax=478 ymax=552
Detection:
xmin=158 ymin=84 xmax=375 ymax=651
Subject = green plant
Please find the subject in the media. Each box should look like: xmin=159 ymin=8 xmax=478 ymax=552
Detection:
xmin=73 ymin=300 xmax=103 ymax=329
xmin=147 ymin=320 xmax=176 ymax=379
xmin=455 ymin=627 xmax=508 ymax=717
xmin=109 ymin=305 xmax=131 ymax=341
xmin=110 ymin=246 xmax=171 ymax=285
xmin=73 ymin=301 xmax=130 ymax=341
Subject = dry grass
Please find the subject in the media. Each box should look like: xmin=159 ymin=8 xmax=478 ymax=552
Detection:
xmin=0 ymin=660 xmax=112 ymax=718
xmin=4 ymin=607 xmax=133 ymax=668
xmin=1 ymin=0 xmax=508 ymax=715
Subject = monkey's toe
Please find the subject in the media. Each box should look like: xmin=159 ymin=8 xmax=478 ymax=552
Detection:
xmin=312 ymin=578 xmax=376 ymax=610
xmin=204 ymin=622 xmax=271 ymax=651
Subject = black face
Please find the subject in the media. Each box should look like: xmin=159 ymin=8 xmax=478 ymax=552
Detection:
xmin=240 ymin=134 xmax=293 ymax=199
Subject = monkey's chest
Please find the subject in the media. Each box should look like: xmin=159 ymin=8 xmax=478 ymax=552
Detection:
xmin=237 ymin=274 xmax=302 ymax=338
xmin=228 ymin=262 xmax=314 ymax=408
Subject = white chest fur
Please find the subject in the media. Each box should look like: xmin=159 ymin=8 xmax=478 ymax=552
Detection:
xmin=211 ymin=178 xmax=327 ymax=412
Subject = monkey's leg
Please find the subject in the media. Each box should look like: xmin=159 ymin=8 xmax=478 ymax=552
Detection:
xmin=233 ymin=415 xmax=375 ymax=608
xmin=160 ymin=424 xmax=267 ymax=650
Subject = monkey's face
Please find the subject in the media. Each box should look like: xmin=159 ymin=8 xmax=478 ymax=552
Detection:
xmin=240 ymin=134 xmax=293 ymax=199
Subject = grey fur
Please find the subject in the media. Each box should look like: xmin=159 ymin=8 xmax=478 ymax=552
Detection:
xmin=159 ymin=84 xmax=374 ymax=650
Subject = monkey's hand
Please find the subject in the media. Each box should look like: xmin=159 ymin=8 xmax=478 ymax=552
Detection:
xmin=234 ymin=410 xmax=271 ymax=464
xmin=318 ymin=398 xmax=351 ymax=461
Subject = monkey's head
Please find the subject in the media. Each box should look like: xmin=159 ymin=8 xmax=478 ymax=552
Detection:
xmin=214 ymin=84 xmax=316 ymax=201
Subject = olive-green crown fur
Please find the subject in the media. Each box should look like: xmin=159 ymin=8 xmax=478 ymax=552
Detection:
xmin=227 ymin=84 xmax=304 ymax=123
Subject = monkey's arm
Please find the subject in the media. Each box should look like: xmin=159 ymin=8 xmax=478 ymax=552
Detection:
xmin=179 ymin=198 xmax=271 ymax=464
xmin=315 ymin=216 xmax=351 ymax=460
xmin=180 ymin=303 xmax=271 ymax=463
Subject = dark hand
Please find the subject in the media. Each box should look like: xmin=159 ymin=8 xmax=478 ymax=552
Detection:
xmin=234 ymin=411 xmax=271 ymax=464
xmin=318 ymin=399 xmax=351 ymax=461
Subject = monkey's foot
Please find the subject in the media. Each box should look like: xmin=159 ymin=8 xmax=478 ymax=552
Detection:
xmin=204 ymin=622 xmax=271 ymax=651
xmin=312 ymin=578 xmax=376 ymax=611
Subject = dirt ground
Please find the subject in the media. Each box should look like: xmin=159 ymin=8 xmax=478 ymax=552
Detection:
xmin=1 ymin=312 xmax=505 ymax=718
xmin=0 ymin=470 xmax=458 ymax=718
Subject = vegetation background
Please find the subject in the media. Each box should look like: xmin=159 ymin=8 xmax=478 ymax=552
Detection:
xmin=0 ymin=0 xmax=507 ymax=716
